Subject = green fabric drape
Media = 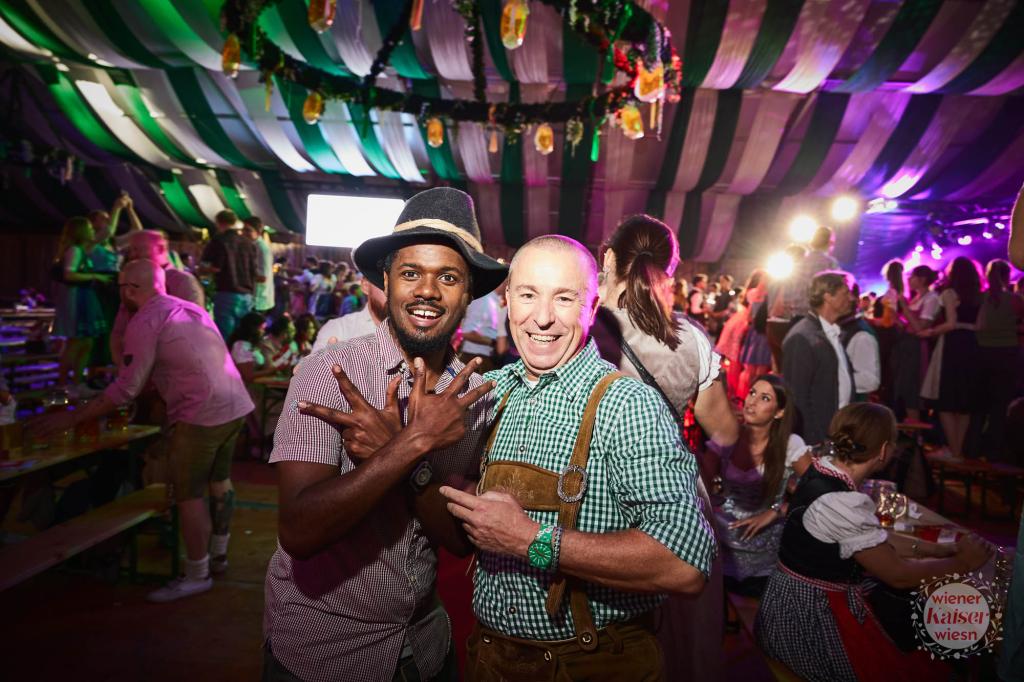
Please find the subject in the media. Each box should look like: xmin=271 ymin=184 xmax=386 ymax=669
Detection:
xmin=678 ymin=192 xmax=703 ymax=259
xmin=371 ymin=0 xmax=431 ymax=79
xmin=82 ymin=0 xmax=168 ymax=68
xmin=345 ymin=102 xmax=401 ymax=179
xmin=277 ymin=77 xmax=349 ymax=174
xmin=267 ymin=3 xmax=351 ymax=77
xmin=734 ymin=0 xmax=806 ymax=89
xmin=105 ymin=71 xmax=196 ymax=165
xmin=411 ymin=80 xmax=464 ymax=182
xmin=0 ymin=0 xmax=79 ymax=60
xmin=776 ymin=92 xmax=850 ymax=195
xmin=164 ymin=68 xmax=258 ymax=169
xmin=557 ymin=18 xmax=600 ymax=240
xmin=858 ymin=94 xmax=942 ymax=193
xmin=500 ymin=82 xmax=526 ymax=247
xmin=36 ymin=65 xmax=134 ymax=158
xmin=732 ymin=194 xmax=784 ymax=257
xmin=645 ymin=89 xmax=696 ymax=219
xmin=681 ymin=1 xmax=729 ymax=87
xmin=941 ymin=1 xmax=1024 ymax=94
xmin=260 ymin=170 xmax=304 ymax=233
xmin=479 ymin=0 xmax=516 ymax=82
xmin=694 ymin=90 xmax=743 ymax=191
xmin=213 ymin=169 xmax=252 ymax=219
xmin=831 ymin=0 xmax=942 ymax=93
xmin=158 ymin=171 xmax=211 ymax=227
xmin=677 ymin=90 xmax=742 ymax=258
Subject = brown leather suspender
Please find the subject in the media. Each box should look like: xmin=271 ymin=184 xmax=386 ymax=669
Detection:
xmin=477 ymin=371 xmax=625 ymax=651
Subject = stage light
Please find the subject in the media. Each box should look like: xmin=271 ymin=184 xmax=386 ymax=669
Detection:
xmin=957 ymin=235 xmax=972 ymax=246
xmin=982 ymin=231 xmax=993 ymax=239
xmin=995 ymin=222 xmax=1006 ymax=230
xmin=766 ymin=252 xmax=795 ymax=280
xmin=305 ymin=194 xmax=405 ymax=248
xmin=914 ymin=244 xmax=924 ymax=253
xmin=788 ymin=214 xmax=817 ymax=242
xmin=830 ymin=195 xmax=859 ymax=222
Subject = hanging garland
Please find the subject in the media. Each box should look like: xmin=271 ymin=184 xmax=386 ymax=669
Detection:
xmin=219 ymin=0 xmax=681 ymax=138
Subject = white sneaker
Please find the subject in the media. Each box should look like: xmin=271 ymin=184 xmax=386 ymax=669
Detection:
xmin=146 ymin=576 xmax=213 ymax=603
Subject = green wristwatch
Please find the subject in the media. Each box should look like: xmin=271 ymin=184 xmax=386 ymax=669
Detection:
xmin=527 ymin=524 xmax=556 ymax=570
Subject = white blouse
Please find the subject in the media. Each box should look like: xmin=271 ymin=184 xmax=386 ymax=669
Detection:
xmin=802 ymin=459 xmax=888 ymax=559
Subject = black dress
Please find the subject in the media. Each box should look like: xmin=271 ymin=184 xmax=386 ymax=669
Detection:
xmin=937 ymin=296 xmax=980 ymax=413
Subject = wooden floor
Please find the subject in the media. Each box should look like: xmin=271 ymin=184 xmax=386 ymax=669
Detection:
xmin=0 ymin=460 xmax=1017 ymax=681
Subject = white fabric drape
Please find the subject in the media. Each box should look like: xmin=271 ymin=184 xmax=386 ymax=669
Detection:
xmin=971 ymin=51 xmax=1024 ymax=96
xmin=727 ymin=91 xmax=800 ymax=194
xmin=377 ymin=111 xmax=427 ymax=183
xmin=0 ymin=15 xmax=50 ymax=57
xmin=233 ymin=74 xmax=316 ymax=172
xmin=818 ymin=92 xmax=911 ymax=193
xmin=701 ymin=0 xmax=766 ymax=89
xmin=455 ymin=123 xmax=494 ymax=183
xmin=319 ymin=101 xmax=377 ymax=176
xmin=878 ymin=96 xmax=1000 ymax=198
xmin=73 ymin=77 xmax=177 ymax=168
xmin=330 ymin=0 xmax=381 ymax=76
xmin=773 ymin=0 xmax=872 ymax=94
xmin=905 ymin=0 xmax=1017 ymax=93
xmin=694 ymin=193 xmax=741 ymax=262
xmin=422 ymin=0 xmax=474 ymax=82
xmin=510 ymin=2 xmax=562 ymax=84
xmin=130 ymin=70 xmax=232 ymax=167
xmin=230 ymin=170 xmax=288 ymax=230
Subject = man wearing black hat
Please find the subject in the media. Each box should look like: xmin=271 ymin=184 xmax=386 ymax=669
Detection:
xmin=262 ymin=188 xmax=507 ymax=682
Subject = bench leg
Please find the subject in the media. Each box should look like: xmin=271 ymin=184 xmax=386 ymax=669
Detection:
xmin=170 ymin=504 xmax=180 ymax=579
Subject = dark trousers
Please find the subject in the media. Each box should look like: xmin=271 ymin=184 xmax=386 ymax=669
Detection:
xmin=262 ymin=641 xmax=457 ymax=682
xmin=766 ymin=319 xmax=796 ymax=372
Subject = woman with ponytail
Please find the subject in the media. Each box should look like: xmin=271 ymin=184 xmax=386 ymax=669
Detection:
xmin=755 ymin=403 xmax=993 ymax=681
xmin=593 ymin=214 xmax=738 ymax=682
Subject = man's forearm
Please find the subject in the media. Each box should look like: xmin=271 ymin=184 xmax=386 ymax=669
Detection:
xmin=279 ymin=431 xmax=431 ymax=558
xmin=73 ymin=394 xmax=119 ymax=425
xmin=411 ymin=483 xmax=473 ymax=556
xmin=555 ymin=528 xmax=705 ymax=595
xmin=694 ymin=379 xmax=738 ymax=446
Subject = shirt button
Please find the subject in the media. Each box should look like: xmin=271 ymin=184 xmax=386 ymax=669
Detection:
xmin=507 ymin=605 xmax=516 ymax=615
xmin=518 ymin=445 xmax=526 ymax=453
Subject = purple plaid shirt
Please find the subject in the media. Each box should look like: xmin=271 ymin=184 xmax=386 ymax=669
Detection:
xmin=264 ymin=321 xmax=493 ymax=682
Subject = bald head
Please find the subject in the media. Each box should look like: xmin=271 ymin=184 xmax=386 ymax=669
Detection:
xmin=120 ymin=259 xmax=165 ymax=312
xmin=510 ymin=235 xmax=599 ymax=305
xmin=127 ymin=230 xmax=170 ymax=266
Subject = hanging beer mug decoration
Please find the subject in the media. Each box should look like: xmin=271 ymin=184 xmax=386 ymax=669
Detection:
xmin=426 ymin=117 xmax=445 ymax=148
xmin=222 ymin=34 xmax=241 ymax=79
xmin=500 ymin=0 xmax=529 ymax=50
xmin=308 ymin=0 xmax=337 ymax=33
xmin=534 ymin=123 xmax=554 ymax=155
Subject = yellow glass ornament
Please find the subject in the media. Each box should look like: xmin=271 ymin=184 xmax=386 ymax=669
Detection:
xmin=222 ymin=34 xmax=241 ymax=79
xmin=308 ymin=0 xmax=337 ymax=34
xmin=500 ymin=0 xmax=530 ymax=50
xmin=410 ymin=0 xmax=424 ymax=30
xmin=620 ymin=104 xmax=644 ymax=140
xmin=426 ymin=117 xmax=444 ymax=148
xmin=534 ymin=123 xmax=554 ymax=155
xmin=634 ymin=60 xmax=665 ymax=103
xmin=303 ymin=92 xmax=325 ymax=125
xmin=489 ymin=129 xmax=499 ymax=153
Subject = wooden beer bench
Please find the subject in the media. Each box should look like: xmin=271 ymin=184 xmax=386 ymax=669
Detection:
xmin=929 ymin=457 xmax=1024 ymax=519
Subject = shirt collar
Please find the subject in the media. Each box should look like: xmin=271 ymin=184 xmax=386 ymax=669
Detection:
xmin=817 ymin=314 xmax=841 ymax=339
xmin=375 ymin=318 xmax=465 ymax=390
xmin=508 ymin=338 xmax=606 ymax=403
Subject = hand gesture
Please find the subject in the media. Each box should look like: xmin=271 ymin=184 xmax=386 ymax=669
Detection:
xmin=298 ymin=364 xmax=402 ymax=460
xmin=440 ymin=486 xmax=538 ymax=558
xmin=405 ymin=357 xmax=494 ymax=454
xmin=954 ymin=534 xmax=994 ymax=572
xmin=729 ymin=508 xmax=780 ymax=541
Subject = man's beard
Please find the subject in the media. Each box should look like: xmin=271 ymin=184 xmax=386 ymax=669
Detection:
xmin=389 ymin=299 xmax=464 ymax=356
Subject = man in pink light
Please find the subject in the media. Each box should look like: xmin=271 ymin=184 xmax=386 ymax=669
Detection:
xmin=32 ymin=259 xmax=253 ymax=602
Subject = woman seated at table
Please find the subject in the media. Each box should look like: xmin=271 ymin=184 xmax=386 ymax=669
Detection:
xmin=755 ymin=402 xmax=993 ymax=682
xmin=229 ymin=313 xmax=273 ymax=383
xmin=260 ymin=315 xmax=300 ymax=372
xmin=293 ymin=313 xmax=319 ymax=357
xmin=706 ymin=374 xmax=810 ymax=596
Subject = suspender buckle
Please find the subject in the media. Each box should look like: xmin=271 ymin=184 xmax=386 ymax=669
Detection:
xmin=557 ymin=464 xmax=588 ymax=503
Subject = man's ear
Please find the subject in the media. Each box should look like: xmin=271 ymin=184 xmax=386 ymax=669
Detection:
xmin=382 ymin=271 xmax=390 ymax=297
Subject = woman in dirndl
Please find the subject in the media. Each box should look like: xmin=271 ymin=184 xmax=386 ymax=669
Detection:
xmin=754 ymin=403 xmax=992 ymax=681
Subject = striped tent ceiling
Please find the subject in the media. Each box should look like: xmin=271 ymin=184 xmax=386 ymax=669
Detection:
xmin=0 ymin=0 xmax=1021 ymax=265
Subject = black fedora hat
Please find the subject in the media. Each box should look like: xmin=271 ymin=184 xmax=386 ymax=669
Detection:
xmin=353 ymin=187 xmax=507 ymax=299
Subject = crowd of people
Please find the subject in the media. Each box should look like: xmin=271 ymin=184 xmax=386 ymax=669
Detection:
xmin=18 ymin=181 xmax=1023 ymax=681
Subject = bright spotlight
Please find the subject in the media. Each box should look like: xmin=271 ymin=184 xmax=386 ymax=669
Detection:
xmin=982 ymin=231 xmax=993 ymax=239
xmin=788 ymin=214 xmax=818 ymax=242
xmin=957 ymin=235 xmax=972 ymax=246
xmin=830 ymin=195 xmax=859 ymax=222
xmin=766 ymin=252 xmax=795 ymax=280
xmin=914 ymin=244 xmax=924 ymax=253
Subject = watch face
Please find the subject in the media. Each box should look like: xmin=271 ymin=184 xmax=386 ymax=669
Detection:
xmin=413 ymin=462 xmax=433 ymax=487
xmin=528 ymin=540 xmax=553 ymax=568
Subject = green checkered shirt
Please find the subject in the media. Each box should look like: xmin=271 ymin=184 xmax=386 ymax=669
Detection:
xmin=475 ymin=340 xmax=715 ymax=640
